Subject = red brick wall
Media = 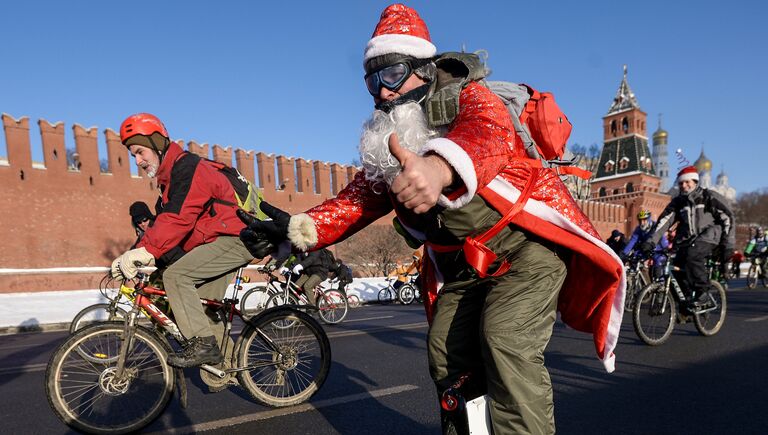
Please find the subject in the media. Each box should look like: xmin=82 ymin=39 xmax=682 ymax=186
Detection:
xmin=1 ymin=112 xmax=634 ymax=292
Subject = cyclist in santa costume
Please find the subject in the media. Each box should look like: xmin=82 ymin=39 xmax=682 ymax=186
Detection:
xmin=241 ymin=4 xmax=625 ymax=434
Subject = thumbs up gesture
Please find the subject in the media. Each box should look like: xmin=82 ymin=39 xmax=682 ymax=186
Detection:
xmin=388 ymin=133 xmax=454 ymax=214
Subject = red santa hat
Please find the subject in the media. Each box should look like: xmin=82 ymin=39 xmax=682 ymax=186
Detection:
xmin=364 ymin=4 xmax=437 ymax=65
xmin=676 ymin=165 xmax=699 ymax=183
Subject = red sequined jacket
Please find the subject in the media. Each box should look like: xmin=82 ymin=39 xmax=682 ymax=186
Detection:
xmin=294 ymin=82 xmax=625 ymax=372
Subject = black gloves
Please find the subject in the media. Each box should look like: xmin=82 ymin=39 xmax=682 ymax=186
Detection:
xmin=238 ymin=201 xmax=292 ymax=259
xmin=639 ymin=240 xmax=655 ymax=256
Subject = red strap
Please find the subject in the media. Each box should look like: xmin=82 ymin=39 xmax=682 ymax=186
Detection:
xmin=462 ymin=168 xmax=540 ymax=278
xmin=555 ymin=166 xmax=592 ymax=180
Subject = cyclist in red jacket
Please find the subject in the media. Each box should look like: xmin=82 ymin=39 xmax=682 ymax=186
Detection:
xmin=110 ymin=113 xmax=271 ymax=368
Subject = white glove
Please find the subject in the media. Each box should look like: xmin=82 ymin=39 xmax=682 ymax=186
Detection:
xmin=292 ymin=264 xmax=304 ymax=274
xmin=111 ymin=247 xmax=155 ymax=279
xmin=279 ymin=266 xmax=290 ymax=275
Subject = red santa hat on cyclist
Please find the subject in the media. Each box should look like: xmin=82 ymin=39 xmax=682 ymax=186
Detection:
xmin=676 ymin=165 xmax=699 ymax=183
xmin=363 ymin=4 xmax=437 ymax=65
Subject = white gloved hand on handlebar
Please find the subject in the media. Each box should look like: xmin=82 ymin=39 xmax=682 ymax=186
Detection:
xmin=111 ymin=247 xmax=155 ymax=279
xmin=279 ymin=266 xmax=290 ymax=275
xmin=292 ymin=264 xmax=304 ymax=274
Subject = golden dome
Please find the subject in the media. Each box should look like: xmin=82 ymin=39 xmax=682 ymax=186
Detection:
xmin=653 ymin=128 xmax=668 ymax=138
xmin=694 ymin=150 xmax=712 ymax=172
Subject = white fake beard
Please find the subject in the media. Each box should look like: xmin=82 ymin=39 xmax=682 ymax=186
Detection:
xmin=358 ymin=102 xmax=438 ymax=192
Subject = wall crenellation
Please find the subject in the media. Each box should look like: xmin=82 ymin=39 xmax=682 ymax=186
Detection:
xmin=0 ymin=112 xmax=359 ymax=203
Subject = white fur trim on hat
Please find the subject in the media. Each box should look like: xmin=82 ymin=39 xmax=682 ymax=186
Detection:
xmin=677 ymin=171 xmax=699 ymax=183
xmin=288 ymin=213 xmax=318 ymax=251
xmin=364 ymin=33 xmax=437 ymax=64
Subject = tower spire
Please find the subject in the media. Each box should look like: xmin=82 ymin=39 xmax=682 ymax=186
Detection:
xmin=607 ymin=64 xmax=641 ymax=114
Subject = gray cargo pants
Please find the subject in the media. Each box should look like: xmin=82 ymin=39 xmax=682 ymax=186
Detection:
xmin=162 ymin=236 xmax=253 ymax=345
xmin=428 ymin=238 xmax=566 ymax=435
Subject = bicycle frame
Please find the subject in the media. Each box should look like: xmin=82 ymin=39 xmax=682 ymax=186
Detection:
xmin=118 ymin=270 xmax=286 ymax=379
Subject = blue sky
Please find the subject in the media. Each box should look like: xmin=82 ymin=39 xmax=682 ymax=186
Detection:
xmin=1 ymin=0 xmax=765 ymax=193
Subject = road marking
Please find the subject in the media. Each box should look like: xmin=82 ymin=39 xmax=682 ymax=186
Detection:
xmin=745 ymin=315 xmax=768 ymax=322
xmin=146 ymin=384 xmax=420 ymax=434
xmin=343 ymin=315 xmax=395 ymax=323
xmin=327 ymin=322 xmax=428 ymax=338
xmin=0 ymin=362 xmax=47 ymax=376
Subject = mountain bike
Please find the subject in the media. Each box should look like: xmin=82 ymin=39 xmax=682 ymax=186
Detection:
xmin=262 ymin=270 xmax=349 ymax=325
xmin=633 ymin=250 xmax=727 ymax=346
xmin=622 ymin=253 xmax=651 ymax=312
xmin=70 ymin=268 xmax=250 ymax=333
xmin=378 ymin=275 xmax=418 ymax=305
xmin=746 ymin=254 xmax=767 ymax=289
xmin=46 ymin=271 xmax=331 ymax=435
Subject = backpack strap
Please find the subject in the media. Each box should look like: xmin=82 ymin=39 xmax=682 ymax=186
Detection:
xmin=519 ymin=85 xmax=540 ymax=125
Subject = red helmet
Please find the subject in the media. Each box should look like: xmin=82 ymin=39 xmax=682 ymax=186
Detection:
xmin=119 ymin=113 xmax=168 ymax=145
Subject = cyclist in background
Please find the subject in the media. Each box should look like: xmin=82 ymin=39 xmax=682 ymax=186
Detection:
xmin=622 ymin=210 xmax=669 ymax=279
xmin=129 ymin=201 xmax=154 ymax=247
xmin=329 ymin=258 xmax=354 ymax=291
xmin=745 ymin=227 xmax=768 ymax=258
xmin=290 ymin=248 xmax=334 ymax=305
xmin=641 ymin=166 xmax=734 ymax=313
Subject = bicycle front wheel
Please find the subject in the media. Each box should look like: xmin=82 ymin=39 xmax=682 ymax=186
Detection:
xmin=46 ymin=322 xmax=174 ymax=434
xmin=240 ymin=286 xmax=272 ymax=318
xmin=70 ymin=303 xmax=128 ymax=334
xmin=633 ymin=283 xmax=676 ymax=346
xmin=747 ymin=265 xmax=758 ymax=289
xmin=317 ymin=289 xmax=348 ymax=324
xmin=694 ymin=280 xmax=727 ymax=336
xmin=237 ymin=307 xmax=331 ymax=407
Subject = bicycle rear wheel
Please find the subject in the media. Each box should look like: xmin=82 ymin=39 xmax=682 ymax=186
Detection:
xmin=240 ymin=286 xmax=272 ymax=318
xmin=70 ymin=303 xmax=128 ymax=334
xmin=633 ymin=283 xmax=676 ymax=346
xmin=46 ymin=322 xmax=174 ymax=434
xmin=378 ymin=287 xmax=395 ymax=304
xmin=347 ymin=294 xmax=361 ymax=308
xmin=317 ymin=289 xmax=348 ymax=324
xmin=694 ymin=280 xmax=727 ymax=336
xmin=237 ymin=307 xmax=331 ymax=407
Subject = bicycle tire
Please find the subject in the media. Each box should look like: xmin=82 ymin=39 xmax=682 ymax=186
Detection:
xmin=265 ymin=293 xmax=301 ymax=328
xmin=694 ymin=280 xmax=727 ymax=336
xmin=624 ymin=273 xmax=639 ymax=312
xmin=378 ymin=288 xmax=395 ymax=304
xmin=46 ymin=322 xmax=174 ymax=435
xmin=317 ymin=289 xmax=348 ymax=324
xmin=747 ymin=265 xmax=758 ymax=289
xmin=69 ymin=303 xmax=128 ymax=334
xmin=347 ymin=294 xmax=361 ymax=308
xmin=633 ymin=283 xmax=675 ymax=346
xmin=398 ymin=284 xmax=416 ymax=305
xmin=240 ymin=286 xmax=273 ymax=318
xmin=237 ymin=307 xmax=331 ymax=407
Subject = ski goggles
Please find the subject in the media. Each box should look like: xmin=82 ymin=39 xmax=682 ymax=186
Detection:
xmin=365 ymin=59 xmax=432 ymax=97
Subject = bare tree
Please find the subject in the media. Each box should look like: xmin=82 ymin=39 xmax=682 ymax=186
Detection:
xmin=335 ymin=223 xmax=412 ymax=277
xmin=564 ymin=142 xmax=601 ymax=200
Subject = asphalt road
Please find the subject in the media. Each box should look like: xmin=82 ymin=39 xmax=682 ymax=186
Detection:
xmin=1 ymin=279 xmax=767 ymax=434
